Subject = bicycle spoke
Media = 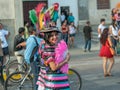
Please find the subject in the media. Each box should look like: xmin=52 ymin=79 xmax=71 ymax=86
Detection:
xmin=68 ymin=69 xmax=82 ymax=90
xmin=4 ymin=72 xmax=33 ymax=90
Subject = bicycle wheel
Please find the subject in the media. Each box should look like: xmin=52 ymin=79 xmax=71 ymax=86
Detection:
xmin=2 ymin=59 xmax=18 ymax=81
xmin=4 ymin=71 xmax=33 ymax=90
xmin=68 ymin=68 xmax=82 ymax=90
xmin=5 ymin=62 xmax=27 ymax=83
xmin=6 ymin=62 xmax=27 ymax=75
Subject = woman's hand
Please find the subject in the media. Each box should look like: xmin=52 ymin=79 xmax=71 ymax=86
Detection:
xmin=65 ymin=53 xmax=70 ymax=63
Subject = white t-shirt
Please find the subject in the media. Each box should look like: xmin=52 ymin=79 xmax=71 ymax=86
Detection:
xmin=98 ymin=24 xmax=106 ymax=38
xmin=109 ymin=25 xmax=118 ymax=36
xmin=0 ymin=29 xmax=9 ymax=48
xmin=69 ymin=26 xmax=76 ymax=34
xmin=60 ymin=15 xmax=65 ymax=22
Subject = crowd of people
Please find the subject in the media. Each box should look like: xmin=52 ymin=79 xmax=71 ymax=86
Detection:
xmin=60 ymin=12 xmax=77 ymax=48
xmin=98 ymin=8 xmax=120 ymax=77
xmin=0 ymin=11 xmax=75 ymax=89
xmin=0 ymin=6 xmax=120 ymax=89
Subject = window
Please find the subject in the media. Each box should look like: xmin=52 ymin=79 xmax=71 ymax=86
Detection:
xmin=97 ymin=0 xmax=110 ymax=9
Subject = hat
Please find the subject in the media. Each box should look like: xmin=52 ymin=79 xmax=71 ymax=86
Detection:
xmin=40 ymin=27 xmax=61 ymax=33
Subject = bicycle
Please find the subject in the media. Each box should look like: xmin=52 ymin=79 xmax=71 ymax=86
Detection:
xmin=1 ymin=54 xmax=18 ymax=84
xmin=4 ymin=66 xmax=82 ymax=90
xmin=2 ymin=54 xmax=26 ymax=82
xmin=4 ymin=64 xmax=33 ymax=90
xmin=68 ymin=68 xmax=82 ymax=90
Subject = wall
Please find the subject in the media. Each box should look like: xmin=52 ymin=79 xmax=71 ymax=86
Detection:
xmin=0 ymin=0 xmax=15 ymax=19
xmin=0 ymin=0 xmax=24 ymax=54
xmin=0 ymin=0 xmax=15 ymax=54
xmin=88 ymin=0 xmax=120 ymax=25
xmin=78 ymin=0 xmax=89 ymax=20
xmin=48 ymin=0 xmax=79 ymax=28
xmin=15 ymin=0 xmax=24 ymax=34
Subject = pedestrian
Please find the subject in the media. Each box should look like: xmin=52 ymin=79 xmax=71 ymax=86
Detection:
xmin=24 ymin=21 xmax=30 ymax=40
xmin=98 ymin=18 xmax=106 ymax=38
xmin=17 ymin=26 xmax=43 ymax=90
xmin=36 ymin=27 xmax=70 ymax=90
xmin=0 ymin=23 xmax=10 ymax=66
xmin=0 ymin=39 xmax=4 ymax=85
xmin=67 ymin=13 xmax=75 ymax=24
xmin=83 ymin=21 xmax=92 ymax=52
xmin=111 ymin=8 xmax=117 ymax=22
xmin=114 ymin=12 xmax=120 ymax=29
xmin=14 ymin=27 xmax=25 ymax=70
xmin=60 ymin=12 xmax=66 ymax=25
xmin=61 ymin=21 xmax=69 ymax=44
xmin=68 ymin=22 xmax=76 ymax=48
xmin=109 ymin=20 xmax=119 ymax=49
xmin=99 ymin=28 xmax=114 ymax=77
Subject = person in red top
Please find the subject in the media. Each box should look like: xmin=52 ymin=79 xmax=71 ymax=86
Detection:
xmin=99 ymin=28 xmax=114 ymax=77
xmin=61 ymin=21 xmax=69 ymax=44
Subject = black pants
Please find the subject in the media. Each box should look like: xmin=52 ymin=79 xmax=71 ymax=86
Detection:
xmin=0 ymin=56 xmax=4 ymax=85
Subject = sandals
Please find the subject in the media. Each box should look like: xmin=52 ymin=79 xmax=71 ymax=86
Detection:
xmin=104 ymin=73 xmax=113 ymax=77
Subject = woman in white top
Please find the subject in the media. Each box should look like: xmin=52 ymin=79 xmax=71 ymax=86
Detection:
xmin=68 ymin=22 xmax=76 ymax=48
xmin=109 ymin=20 xmax=119 ymax=49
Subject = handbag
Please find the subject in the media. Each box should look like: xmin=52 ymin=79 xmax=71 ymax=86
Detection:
xmin=106 ymin=40 xmax=115 ymax=55
xmin=109 ymin=46 xmax=115 ymax=55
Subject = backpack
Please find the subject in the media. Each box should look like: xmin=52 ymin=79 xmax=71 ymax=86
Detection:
xmin=30 ymin=37 xmax=39 ymax=63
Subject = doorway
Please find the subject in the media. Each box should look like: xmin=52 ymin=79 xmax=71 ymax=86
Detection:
xmin=23 ymin=1 xmax=48 ymax=23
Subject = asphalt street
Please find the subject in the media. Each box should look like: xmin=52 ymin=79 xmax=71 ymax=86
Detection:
xmin=69 ymin=48 xmax=120 ymax=90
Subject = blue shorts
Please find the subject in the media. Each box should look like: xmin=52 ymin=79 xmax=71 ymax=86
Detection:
xmin=2 ymin=47 xmax=9 ymax=56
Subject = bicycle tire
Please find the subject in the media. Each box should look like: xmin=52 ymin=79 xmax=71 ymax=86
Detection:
xmin=1 ymin=59 xmax=17 ymax=81
xmin=68 ymin=68 xmax=82 ymax=90
xmin=6 ymin=62 xmax=27 ymax=75
xmin=5 ymin=62 xmax=27 ymax=83
xmin=4 ymin=71 xmax=33 ymax=90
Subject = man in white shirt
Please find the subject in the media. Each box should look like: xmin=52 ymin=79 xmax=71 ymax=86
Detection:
xmin=0 ymin=23 xmax=10 ymax=64
xmin=60 ymin=12 xmax=66 ymax=25
xmin=98 ymin=18 xmax=106 ymax=38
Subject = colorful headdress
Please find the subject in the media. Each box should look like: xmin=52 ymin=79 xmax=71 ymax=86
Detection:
xmin=40 ymin=27 xmax=61 ymax=33
xmin=29 ymin=3 xmax=59 ymax=30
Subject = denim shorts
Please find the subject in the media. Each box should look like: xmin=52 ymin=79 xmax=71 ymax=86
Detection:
xmin=2 ymin=47 xmax=9 ymax=56
xmin=69 ymin=33 xmax=76 ymax=37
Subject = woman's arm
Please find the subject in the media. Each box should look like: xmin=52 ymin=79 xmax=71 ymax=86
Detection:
xmin=108 ymin=36 xmax=113 ymax=47
xmin=49 ymin=53 xmax=70 ymax=71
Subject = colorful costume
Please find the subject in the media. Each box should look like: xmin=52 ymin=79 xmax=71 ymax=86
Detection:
xmin=37 ymin=41 xmax=70 ymax=90
xmin=29 ymin=3 xmax=59 ymax=30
